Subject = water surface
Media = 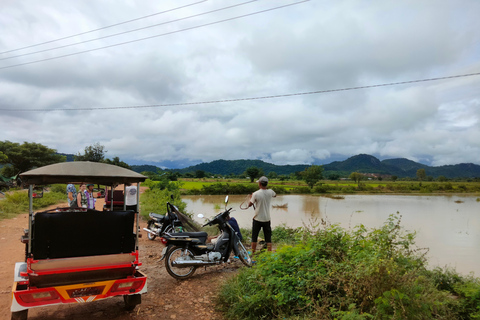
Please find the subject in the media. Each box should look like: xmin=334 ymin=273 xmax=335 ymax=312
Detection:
xmin=184 ymin=194 xmax=480 ymax=276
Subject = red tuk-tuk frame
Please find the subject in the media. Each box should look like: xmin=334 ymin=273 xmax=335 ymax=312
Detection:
xmin=11 ymin=162 xmax=147 ymax=320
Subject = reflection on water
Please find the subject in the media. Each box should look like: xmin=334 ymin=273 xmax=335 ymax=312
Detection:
xmin=184 ymin=194 xmax=480 ymax=276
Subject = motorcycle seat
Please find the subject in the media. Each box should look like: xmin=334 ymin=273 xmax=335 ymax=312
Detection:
xmin=170 ymin=231 xmax=208 ymax=244
xmin=149 ymin=212 xmax=165 ymax=220
xmin=174 ymin=231 xmax=208 ymax=238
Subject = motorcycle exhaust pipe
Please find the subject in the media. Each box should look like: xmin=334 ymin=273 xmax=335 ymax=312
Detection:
xmin=143 ymin=228 xmax=157 ymax=235
xmin=172 ymin=260 xmax=218 ymax=267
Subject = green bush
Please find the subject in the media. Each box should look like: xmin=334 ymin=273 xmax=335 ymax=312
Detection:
xmin=140 ymin=187 xmax=187 ymax=219
xmin=217 ymin=214 xmax=477 ymax=320
xmin=291 ymin=186 xmax=311 ymax=194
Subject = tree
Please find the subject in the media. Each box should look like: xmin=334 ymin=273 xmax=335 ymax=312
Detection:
xmin=245 ymin=166 xmax=263 ymax=183
xmin=195 ymin=170 xmax=206 ymax=179
xmin=103 ymin=156 xmax=131 ymax=169
xmin=75 ymin=142 xmax=106 ymax=162
xmin=437 ymin=175 xmax=447 ymax=182
xmin=267 ymin=171 xmax=278 ymax=180
xmin=349 ymin=172 xmax=364 ymax=186
xmin=0 ymin=151 xmax=7 ymax=163
xmin=391 ymin=175 xmax=398 ymax=182
xmin=302 ymin=165 xmax=324 ymax=188
xmin=0 ymin=140 xmax=65 ymax=176
xmin=416 ymin=169 xmax=426 ymax=181
xmin=328 ymin=173 xmax=340 ymax=180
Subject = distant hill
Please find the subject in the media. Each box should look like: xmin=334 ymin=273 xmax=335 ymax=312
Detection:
xmin=131 ymin=164 xmax=164 ymax=173
xmin=177 ymin=159 xmax=309 ymax=176
xmin=130 ymin=154 xmax=480 ymax=179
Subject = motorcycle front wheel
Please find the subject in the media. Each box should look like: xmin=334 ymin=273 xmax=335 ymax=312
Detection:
xmin=146 ymin=221 xmax=156 ymax=240
xmin=165 ymin=246 xmax=197 ymax=279
xmin=236 ymin=240 xmax=253 ymax=267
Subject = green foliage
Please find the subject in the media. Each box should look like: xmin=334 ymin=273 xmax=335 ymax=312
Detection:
xmin=139 ymin=186 xmax=187 ymax=219
xmin=302 ymin=165 xmax=324 ymax=188
xmin=75 ymin=142 xmax=106 ymax=162
xmin=350 ymin=172 xmax=364 ymax=186
xmin=199 ymin=183 xmax=260 ymax=195
xmin=416 ymin=169 xmax=427 ymax=181
xmin=102 ymin=156 xmax=131 ymax=169
xmin=245 ymin=167 xmax=264 ymax=183
xmin=217 ymin=214 xmax=476 ymax=320
xmin=0 ymin=190 xmax=66 ymax=220
xmin=0 ymin=140 xmax=65 ymax=175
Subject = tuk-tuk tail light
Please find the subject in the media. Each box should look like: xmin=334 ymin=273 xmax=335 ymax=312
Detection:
xmin=109 ymin=278 xmax=145 ymax=294
xmin=16 ymin=289 xmax=60 ymax=304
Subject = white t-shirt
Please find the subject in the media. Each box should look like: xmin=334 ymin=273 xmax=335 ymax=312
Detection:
xmin=125 ymin=185 xmax=137 ymax=206
xmin=251 ymin=189 xmax=276 ymax=222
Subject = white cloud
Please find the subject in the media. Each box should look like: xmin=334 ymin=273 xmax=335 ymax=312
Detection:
xmin=1 ymin=0 xmax=480 ymax=168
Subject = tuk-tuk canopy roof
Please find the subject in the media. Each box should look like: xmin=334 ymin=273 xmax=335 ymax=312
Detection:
xmin=20 ymin=161 xmax=147 ymax=185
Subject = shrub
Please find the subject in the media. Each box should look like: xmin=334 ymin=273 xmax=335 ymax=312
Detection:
xmin=217 ymin=214 xmax=475 ymax=320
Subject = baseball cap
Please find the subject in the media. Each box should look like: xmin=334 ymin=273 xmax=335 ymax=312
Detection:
xmin=86 ymin=183 xmax=94 ymax=187
xmin=256 ymin=176 xmax=268 ymax=183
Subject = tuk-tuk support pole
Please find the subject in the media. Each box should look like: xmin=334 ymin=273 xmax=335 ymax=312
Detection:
xmin=123 ymin=184 xmax=127 ymax=211
xmin=110 ymin=185 xmax=114 ymax=211
xmin=27 ymin=184 xmax=33 ymax=255
xmin=135 ymin=182 xmax=140 ymax=250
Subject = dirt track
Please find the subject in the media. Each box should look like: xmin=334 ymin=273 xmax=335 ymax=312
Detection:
xmin=0 ymin=196 xmax=242 ymax=320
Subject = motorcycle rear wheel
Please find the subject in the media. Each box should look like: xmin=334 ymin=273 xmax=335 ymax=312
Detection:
xmin=236 ymin=240 xmax=253 ymax=267
xmin=165 ymin=246 xmax=197 ymax=279
xmin=146 ymin=221 xmax=156 ymax=240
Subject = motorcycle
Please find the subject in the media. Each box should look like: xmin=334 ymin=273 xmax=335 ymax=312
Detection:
xmin=159 ymin=196 xmax=252 ymax=279
xmin=143 ymin=197 xmax=197 ymax=240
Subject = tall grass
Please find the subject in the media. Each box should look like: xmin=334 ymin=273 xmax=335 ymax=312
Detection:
xmin=0 ymin=190 xmax=66 ymax=220
xmin=217 ymin=214 xmax=480 ymax=319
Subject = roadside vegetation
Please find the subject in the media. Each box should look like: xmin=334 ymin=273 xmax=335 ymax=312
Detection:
xmin=217 ymin=215 xmax=480 ymax=320
xmin=173 ymin=178 xmax=480 ymax=195
xmin=0 ymin=187 xmax=65 ymax=220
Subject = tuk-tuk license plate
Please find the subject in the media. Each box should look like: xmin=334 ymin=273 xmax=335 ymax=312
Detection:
xmin=67 ymin=286 xmax=105 ymax=298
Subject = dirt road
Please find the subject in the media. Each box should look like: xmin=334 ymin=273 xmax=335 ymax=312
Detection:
xmin=0 ymin=197 xmax=242 ymax=320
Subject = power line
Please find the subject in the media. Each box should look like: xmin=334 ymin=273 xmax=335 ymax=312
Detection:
xmin=0 ymin=0 xmax=207 ymax=55
xmin=2 ymin=72 xmax=478 ymax=112
xmin=0 ymin=1 xmax=308 ymax=70
xmin=0 ymin=0 xmax=258 ymax=62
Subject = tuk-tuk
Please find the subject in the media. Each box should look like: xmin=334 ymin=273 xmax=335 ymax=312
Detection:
xmin=10 ymin=162 xmax=147 ymax=320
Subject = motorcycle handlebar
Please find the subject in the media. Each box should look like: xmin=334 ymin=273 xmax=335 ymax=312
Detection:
xmin=202 ymin=208 xmax=233 ymax=227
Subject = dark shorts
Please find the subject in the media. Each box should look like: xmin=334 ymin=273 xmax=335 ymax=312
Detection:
xmin=251 ymin=219 xmax=272 ymax=243
xmin=126 ymin=205 xmax=137 ymax=212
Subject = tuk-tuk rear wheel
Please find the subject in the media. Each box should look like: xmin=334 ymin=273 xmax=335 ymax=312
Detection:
xmin=11 ymin=310 xmax=28 ymax=320
xmin=124 ymin=294 xmax=141 ymax=311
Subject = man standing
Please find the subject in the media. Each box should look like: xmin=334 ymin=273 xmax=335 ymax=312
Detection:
xmin=66 ymin=183 xmax=77 ymax=207
xmin=248 ymin=176 xmax=276 ymax=253
xmin=125 ymin=183 xmax=138 ymax=212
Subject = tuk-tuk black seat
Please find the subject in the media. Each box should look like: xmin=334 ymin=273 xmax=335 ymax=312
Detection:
xmin=32 ymin=209 xmax=135 ymax=260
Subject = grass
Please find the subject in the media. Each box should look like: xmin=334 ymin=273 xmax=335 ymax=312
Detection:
xmin=0 ymin=189 xmax=66 ymax=220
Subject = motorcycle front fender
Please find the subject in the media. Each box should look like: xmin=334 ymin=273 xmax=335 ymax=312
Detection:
xmin=160 ymin=245 xmax=172 ymax=261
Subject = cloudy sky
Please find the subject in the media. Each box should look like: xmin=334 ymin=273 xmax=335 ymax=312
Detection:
xmin=1 ymin=0 xmax=479 ymax=168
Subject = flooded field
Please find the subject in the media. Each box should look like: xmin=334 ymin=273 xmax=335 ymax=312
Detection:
xmin=184 ymin=194 xmax=480 ymax=276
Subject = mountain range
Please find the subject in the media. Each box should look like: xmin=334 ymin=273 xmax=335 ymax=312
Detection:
xmin=131 ymin=154 xmax=480 ymax=179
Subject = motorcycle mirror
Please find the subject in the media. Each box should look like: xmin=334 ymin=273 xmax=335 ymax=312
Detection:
xmin=197 ymin=214 xmax=204 ymax=218
xmin=225 ymin=195 xmax=229 ymax=204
